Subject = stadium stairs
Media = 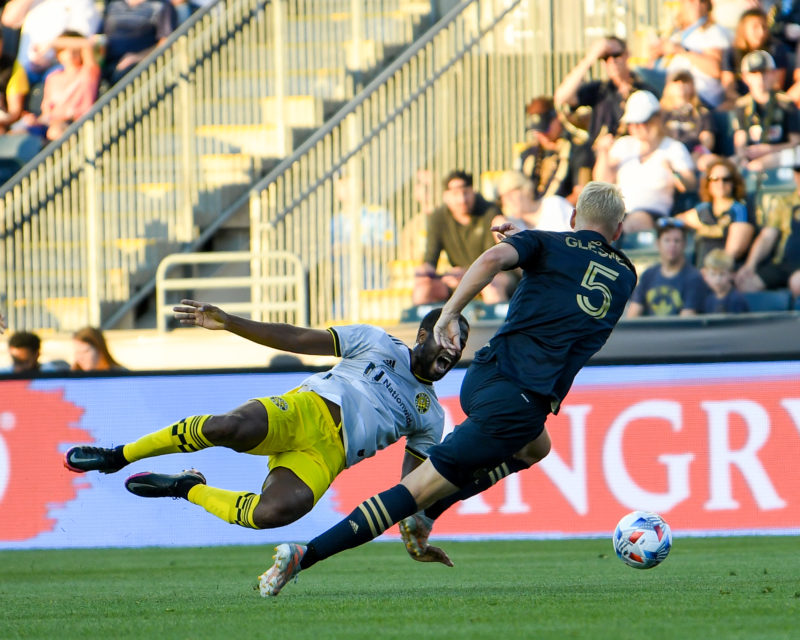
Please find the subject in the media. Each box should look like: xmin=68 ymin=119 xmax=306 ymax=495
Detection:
xmin=131 ymin=6 xmax=433 ymax=329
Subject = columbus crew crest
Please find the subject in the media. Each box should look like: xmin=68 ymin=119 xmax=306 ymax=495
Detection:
xmin=414 ymin=393 xmax=431 ymax=413
xmin=269 ymin=396 xmax=289 ymax=411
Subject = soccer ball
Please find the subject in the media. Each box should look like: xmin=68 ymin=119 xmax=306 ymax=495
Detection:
xmin=613 ymin=511 xmax=672 ymax=569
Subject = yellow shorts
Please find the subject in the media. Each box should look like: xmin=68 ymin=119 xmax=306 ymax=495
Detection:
xmin=249 ymin=389 xmax=345 ymax=504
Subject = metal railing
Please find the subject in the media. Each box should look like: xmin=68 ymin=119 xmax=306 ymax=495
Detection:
xmin=244 ymin=0 xmax=663 ymax=327
xmin=155 ymin=250 xmax=306 ymax=331
xmin=1 ymin=0 xmax=430 ymax=332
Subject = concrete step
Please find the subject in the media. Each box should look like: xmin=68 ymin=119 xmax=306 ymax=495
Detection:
xmin=195 ymin=123 xmax=316 ymax=157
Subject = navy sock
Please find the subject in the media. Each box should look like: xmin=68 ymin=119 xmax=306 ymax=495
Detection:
xmin=300 ymin=484 xmax=417 ymax=569
xmin=424 ymin=457 xmax=530 ymax=520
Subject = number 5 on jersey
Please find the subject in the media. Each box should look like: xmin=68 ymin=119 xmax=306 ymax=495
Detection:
xmin=577 ymin=260 xmax=620 ymax=319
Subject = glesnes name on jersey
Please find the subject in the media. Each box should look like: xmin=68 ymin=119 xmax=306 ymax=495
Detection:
xmin=565 ymin=236 xmax=630 ymax=268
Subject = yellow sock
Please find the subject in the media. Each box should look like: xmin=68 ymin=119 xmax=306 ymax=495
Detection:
xmin=187 ymin=485 xmax=260 ymax=529
xmin=123 ymin=415 xmax=213 ymax=463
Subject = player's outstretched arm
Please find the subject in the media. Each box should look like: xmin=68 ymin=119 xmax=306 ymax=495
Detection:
xmin=173 ymin=299 xmax=336 ymax=355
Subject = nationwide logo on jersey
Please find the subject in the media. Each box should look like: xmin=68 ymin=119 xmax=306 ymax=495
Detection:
xmin=269 ymin=396 xmax=289 ymax=411
xmin=0 ymin=382 xmax=88 ymax=542
xmin=414 ymin=393 xmax=431 ymax=414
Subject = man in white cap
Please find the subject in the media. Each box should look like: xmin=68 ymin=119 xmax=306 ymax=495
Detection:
xmin=594 ymin=90 xmax=696 ymax=234
xmin=732 ymin=49 xmax=800 ymax=172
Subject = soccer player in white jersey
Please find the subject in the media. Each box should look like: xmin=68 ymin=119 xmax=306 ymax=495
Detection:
xmin=64 ymin=299 xmax=469 ymax=544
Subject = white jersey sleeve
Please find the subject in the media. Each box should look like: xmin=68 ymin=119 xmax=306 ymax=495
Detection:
xmin=299 ymin=325 xmax=444 ymax=468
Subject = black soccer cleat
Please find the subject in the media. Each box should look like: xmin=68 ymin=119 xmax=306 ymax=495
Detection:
xmin=64 ymin=445 xmax=128 ymax=474
xmin=125 ymin=469 xmax=207 ymax=499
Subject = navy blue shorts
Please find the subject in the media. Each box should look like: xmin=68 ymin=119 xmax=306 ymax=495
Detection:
xmin=428 ymin=360 xmax=551 ymax=487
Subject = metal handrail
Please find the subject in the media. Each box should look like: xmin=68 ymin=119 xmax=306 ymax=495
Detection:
xmin=155 ymin=250 xmax=307 ymax=331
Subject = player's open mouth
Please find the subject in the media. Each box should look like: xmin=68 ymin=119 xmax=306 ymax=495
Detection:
xmin=434 ymin=353 xmax=455 ymax=373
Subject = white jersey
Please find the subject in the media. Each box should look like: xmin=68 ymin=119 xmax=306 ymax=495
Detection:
xmin=299 ymin=325 xmax=444 ymax=468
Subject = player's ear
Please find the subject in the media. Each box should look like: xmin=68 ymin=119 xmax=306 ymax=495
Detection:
xmin=416 ymin=327 xmax=428 ymax=344
xmin=611 ymin=220 xmax=623 ymax=242
xmin=569 ymin=209 xmax=577 ymax=229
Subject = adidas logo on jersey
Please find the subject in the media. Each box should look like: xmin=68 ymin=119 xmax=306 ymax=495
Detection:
xmin=383 ymin=359 xmax=396 ymax=369
xmin=349 ymin=519 xmax=359 ymax=534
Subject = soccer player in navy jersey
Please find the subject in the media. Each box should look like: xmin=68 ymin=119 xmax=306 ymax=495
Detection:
xmin=64 ymin=299 xmax=467 ymax=553
xmin=262 ymin=180 xmax=637 ymax=596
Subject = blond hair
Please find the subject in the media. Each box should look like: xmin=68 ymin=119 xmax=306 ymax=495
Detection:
xmin=703 ymin=248 xmax=734 ymax=272
xmin=576 ymin=181 xmax=625 ymax=233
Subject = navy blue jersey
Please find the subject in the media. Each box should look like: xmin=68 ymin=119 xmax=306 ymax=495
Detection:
xmin=474 ymin=229 xmax=637 ymax=411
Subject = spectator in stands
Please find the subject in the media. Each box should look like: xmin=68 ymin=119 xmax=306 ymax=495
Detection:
xmin=102 ymin=0 xmax=178 ymax=85
xmin=13 ymin=0 xmax=100 ymax=85
xmin=494 ymin=170 xmax=573 ymax=232
xmin=515 ymin=96 xmax=577 ymax=201
xmin=676 ymin=157 xmax=755 ymax=266
xmin=735 ymin=164 xmax=800 ymax=296
xmin=712 ymin=1 xmax=760 ymax=33
xmin=554 ymin=36 xmax=654 ymax=180
xmin=0 ymin=0 xmax=35 ymax=132
xmin=2 ymin=329 xmax=69 ymax=373
xmin=660 ymin=69 xmax=717 ymax=171
xmin=413 ymin=169 xmax=511 ymax=305
xmin=71 ymin=326 xmax=126 ymax=371
xmin=331 ymin=171 xmax=395 ymax=291
xmin=702 ymin=248 xmax=750 ymax=312
xmin=172 ymin=0 xmax=214 ymax=24
xmin=732 ymin=49 xmax=800 ymax=172
xmin=647 ymin=0 xmax=731 ymax=108
xmin=722 ymin=7 xmax=795 ymax=104
xmin=766 ymin=1 xmax=800 ymax=53
xmin=594 ymin=90 xmax=697 ymax=233
xmin=626 ymin=218 xmax=708 ymax=317
xmin=22 ymin=31 xmax=100 ymax=140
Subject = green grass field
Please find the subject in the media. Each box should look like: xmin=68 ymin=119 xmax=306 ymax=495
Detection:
xmin=1 ymin=537 xmax=797 ymax=640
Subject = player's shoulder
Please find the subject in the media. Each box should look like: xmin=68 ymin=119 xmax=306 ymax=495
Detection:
xmin=334 ymin=323 xmax=392 ymax=349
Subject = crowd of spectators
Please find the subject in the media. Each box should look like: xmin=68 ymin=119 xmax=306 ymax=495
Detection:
xmin=411 ymin=0 xmax=800 ymax=317
xmin=0 ymin=313 xmax=126 ymax=374
xmin=0 ymin=0 xmax=182 ymax=162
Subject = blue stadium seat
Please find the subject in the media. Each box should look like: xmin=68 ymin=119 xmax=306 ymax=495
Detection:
xmin=794 ymin=295 xmax=800 ymax=311
xmin=0 ymin=133 xmax=43 ymax=184
xmin=471 ymin=302 xmax=509 ymax=322
xmin=399 ymin=303 xmax=443 ymax=323
xmin=743 ymin=289 xmax=792 ymax=312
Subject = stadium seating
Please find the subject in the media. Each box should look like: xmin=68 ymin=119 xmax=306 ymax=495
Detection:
xmin=743 ymin=289 xmax=792 ymax=312
xmin=0 ymin=134 xmax=43 ymax=184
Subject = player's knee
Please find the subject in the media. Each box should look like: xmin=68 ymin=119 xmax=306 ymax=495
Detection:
xmin=201 ymin=413 xmax=246 ymax=447
xmin=251 ymin=497 xmax=311 ymax=529
xmin=515 ymin=431 xmax=552 ymax=466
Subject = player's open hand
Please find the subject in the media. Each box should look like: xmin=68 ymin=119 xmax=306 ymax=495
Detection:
xmin=433 ymin=313 xmax=462 ymax=353
xmin=173 ymin=299 xmax=227 ymax=330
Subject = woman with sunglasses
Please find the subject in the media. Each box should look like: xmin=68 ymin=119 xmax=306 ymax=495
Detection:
xmin=675 ymin=157 xmax=755 ymax=267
